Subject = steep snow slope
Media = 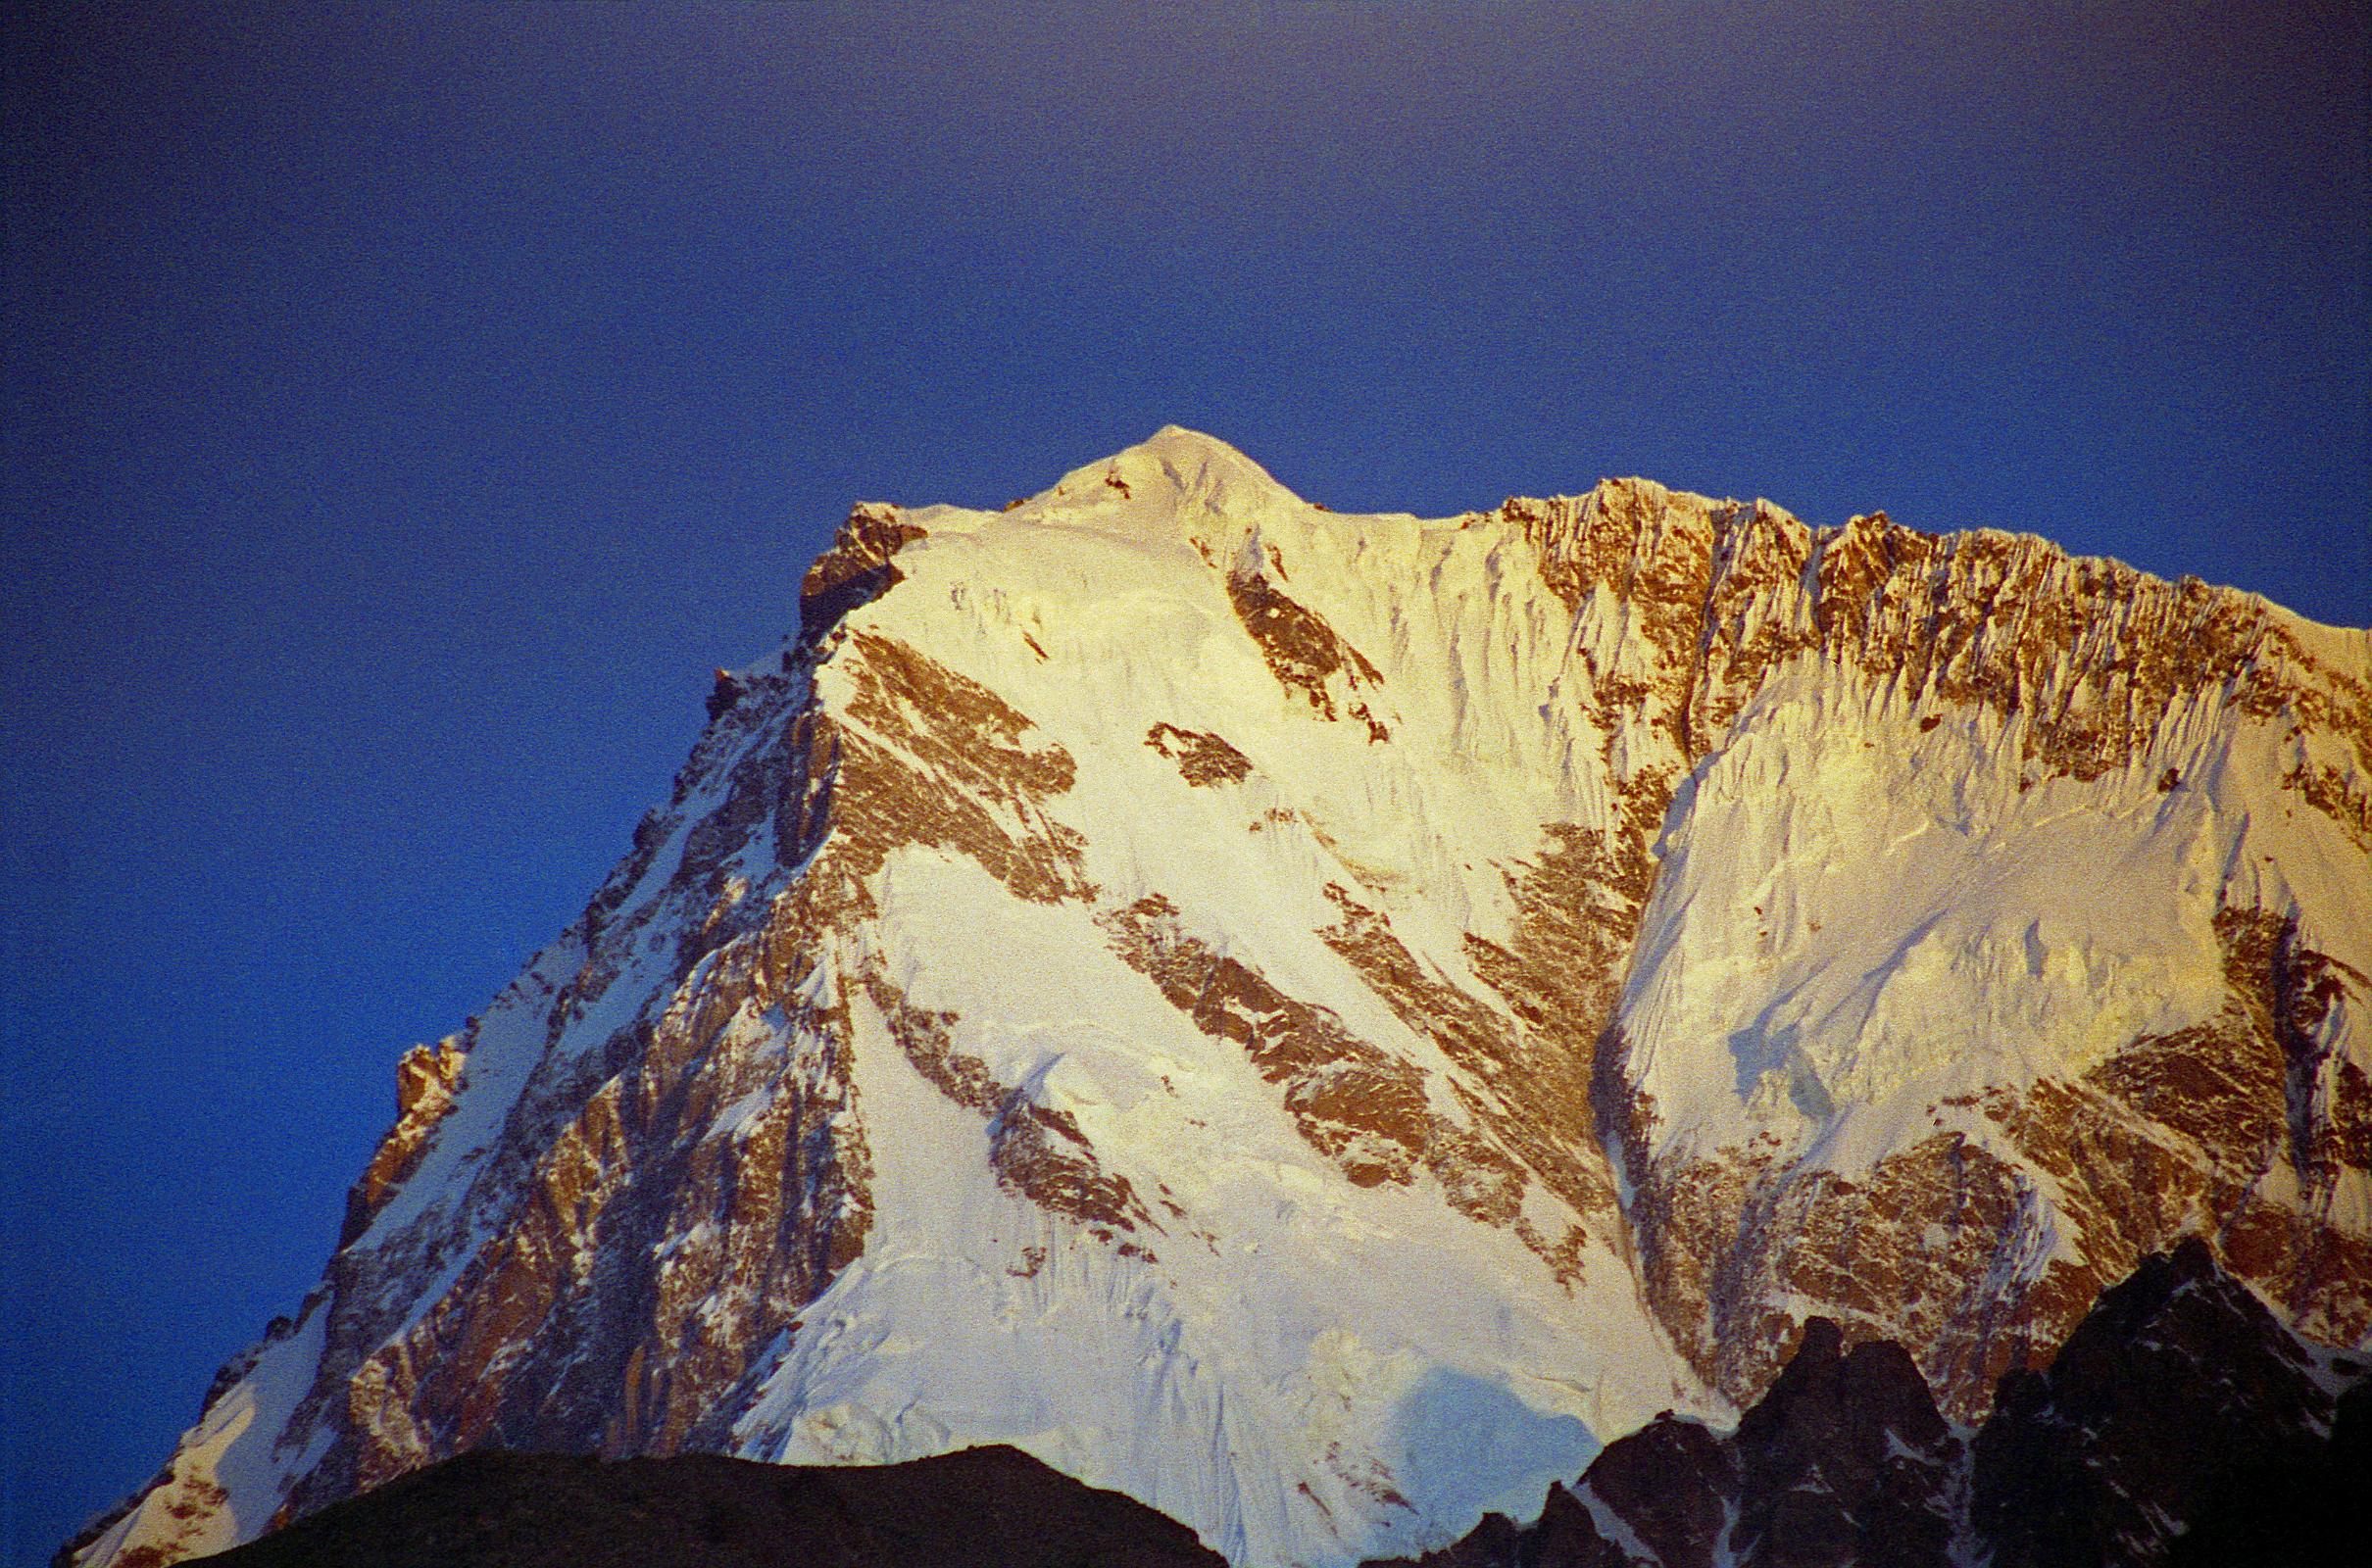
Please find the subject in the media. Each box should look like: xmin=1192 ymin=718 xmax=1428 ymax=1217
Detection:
xmin=1606 ymin=512 xmax=2372 ymax=1410
xmin=72 ymin=430 xmax=2372 ymax=1568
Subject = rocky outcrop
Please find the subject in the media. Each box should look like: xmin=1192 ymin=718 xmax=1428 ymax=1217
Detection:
xmin=1975 ymin=1237 xmax=2362 ymax=1568
xmin=101 ymin=1256 xmax=2370 ymax=1568
xmin=1365 ymin=1244 xmax=2369 ymax=1568
xmin=1222 ymin=565 xmax=1389 ymax=741
xmin=1145 ymin=723 xmax=1254 ymax=786
xmin=2165 ymin=1378 xmax=2371 ymax=1568
xmin=799 ymin=504 xmax=928 ymax=646
xmin=77 ymin=430 xmax=2372 ymax=1568
xmin=1364 ymin=1315 xmax=1958 ymax=1568
xmin=1586 ymin=477 xmax=2372 ymax=1418
xmin=339 ymin=1038 xmax=466 ymax=1246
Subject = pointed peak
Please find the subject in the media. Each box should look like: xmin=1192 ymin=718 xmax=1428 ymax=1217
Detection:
xmin=1589 ymin=474 xmax=1674 ymax=501
xmin=1138 ymin=424 xmax=1248 ymax=460
xmin=1024 ymin=427 xmax=1306 ymax=527
xmin=1110 ymin=424 xmax=1267 ymax=473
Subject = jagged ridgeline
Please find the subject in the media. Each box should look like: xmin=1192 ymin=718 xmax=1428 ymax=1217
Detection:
xmin=162 ymin=1246 xmax=2372 ymax=1568
xmin=1365 ymin=1242 xmax=2369 ymax=1568
xmin=74 ymin=430 xmax=2371 ymax=1568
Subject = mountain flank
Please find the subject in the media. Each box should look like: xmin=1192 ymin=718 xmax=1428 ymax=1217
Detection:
xmin=75 ymin=430 xmax=2372 ymax=1567
xmin=133 ymin=1246 xmax=2365 ymax=1568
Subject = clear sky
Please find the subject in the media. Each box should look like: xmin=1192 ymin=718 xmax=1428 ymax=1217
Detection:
xmin=2 ymin=2 xmax=2365 ymax=1560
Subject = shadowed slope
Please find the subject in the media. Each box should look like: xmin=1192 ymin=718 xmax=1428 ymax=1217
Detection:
xmin=1366 ymin=1243 xmax=2370 ymax=1568
xmin=185 ymin=1445 xmax=1222 ymax=1568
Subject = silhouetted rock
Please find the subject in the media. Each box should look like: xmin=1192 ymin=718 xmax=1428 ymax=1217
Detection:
xmin=1366 ymin=1318 xmax=1954 ymax=1568
xmin=2158 ymin=1375 xmax=2371 ymax=1567
xmin=1975 ymin=1237 xmax=2350 ymax=1567
xmin=1579 ymin=1413 xmax=1732 ymax=1568
xmin=1370 ymin=1246 xmax=2367 ymax=1568
xmin=188 ymin=1444 xmax=1223 ymax=1568
xmin=1731 ymin=1323 xmax=1956 ymax=1568
xmin=1367 ymin=1482 xmax=1628 ymax=1568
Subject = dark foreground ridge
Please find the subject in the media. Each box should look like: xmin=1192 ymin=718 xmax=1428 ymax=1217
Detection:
xmin=167 ymin=1247 xmax=2365 ymax=1568
xmin=185 ymin=1444 xmax=1223 ymax=1568
xmin=1364 ymin=1240 xmax=2370 ymax=1568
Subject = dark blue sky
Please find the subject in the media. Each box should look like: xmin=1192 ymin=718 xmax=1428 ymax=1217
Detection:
xmin=3 ymin=2 xmax=2365 ymax=1560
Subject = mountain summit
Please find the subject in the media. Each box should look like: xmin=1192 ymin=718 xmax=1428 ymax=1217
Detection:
xmin=1036 ymin=423 xmax=1307 ymax=519
xmin=73 ymin=434 xmax=2372 ymax=1567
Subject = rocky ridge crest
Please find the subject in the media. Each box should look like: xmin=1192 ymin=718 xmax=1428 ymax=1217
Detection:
xmin=1365 ymin=1240 xmax=2367 ymax=1568
xmin=74 ymin=430 xmax=2372 ymax=1568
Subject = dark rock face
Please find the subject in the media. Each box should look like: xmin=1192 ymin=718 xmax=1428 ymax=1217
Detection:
xmin=1366 ymin=1318 xmax=1957 ymax=1568
xmin=1974 ymin=1237 xmax=2351 ymax=1568
xmin=1579 ymin=1414 xmax=1733 ymax=1568
xmin=1370 ymin=1245 xmax=2369 ymax=1568
xmin=188 ymin=1445 xmax=1224 ymax=1568
xmin=1728 ymin=1322 xmax=1958 ymax=1568
xmin=2164 ymin=1377 xmax=2372 ymax=1567
xmin=160 ymin=1250 xmax=2372 ymax=1568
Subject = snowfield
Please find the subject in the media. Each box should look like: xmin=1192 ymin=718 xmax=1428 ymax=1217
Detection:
xmin=75 ymin=430 xmax=2372 ymax=1568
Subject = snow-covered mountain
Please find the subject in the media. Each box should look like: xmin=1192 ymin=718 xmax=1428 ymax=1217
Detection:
xmin=72 ymin=429 xmax=2372 ymax=1568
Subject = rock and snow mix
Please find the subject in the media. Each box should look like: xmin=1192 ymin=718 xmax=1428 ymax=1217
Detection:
xmin=73 ymin=430 xmax=2372 ymax=1568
